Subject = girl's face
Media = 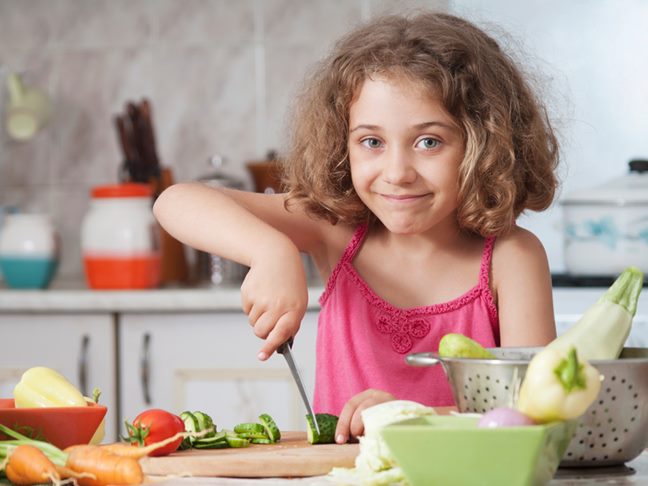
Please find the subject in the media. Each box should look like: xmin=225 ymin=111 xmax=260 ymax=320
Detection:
xmin=347 ymin=76 xmax=466 ymax=235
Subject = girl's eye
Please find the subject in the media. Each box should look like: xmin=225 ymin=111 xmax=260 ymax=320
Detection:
xmin=361 ymin=137 xmax=383 ymax=149
xmin=416 ymin=137 xmax=440 ymax=150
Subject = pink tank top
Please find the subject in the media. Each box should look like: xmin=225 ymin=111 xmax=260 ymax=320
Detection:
xmin=313 ymin=225 xmax=500 ymax=415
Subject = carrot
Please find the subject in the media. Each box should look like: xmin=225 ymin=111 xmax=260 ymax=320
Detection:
xmin=98 ymin=430 xmax=188 ymax=458
xmin=65 ymin=445 xmax=143 ymax=486
xmin=5 ymin=444 xmax=61 ymax=485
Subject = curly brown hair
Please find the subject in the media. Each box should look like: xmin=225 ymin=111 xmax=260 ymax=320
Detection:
xmin=283 ymin=11 xmax=559 ymax=237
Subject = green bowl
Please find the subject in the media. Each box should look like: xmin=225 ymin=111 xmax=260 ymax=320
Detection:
xmin=380 ymin=415 xmax=576 ymax=486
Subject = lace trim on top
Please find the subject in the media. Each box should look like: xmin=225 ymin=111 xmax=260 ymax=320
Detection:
xmin=319 ymin=225 xmax=499 ymax=353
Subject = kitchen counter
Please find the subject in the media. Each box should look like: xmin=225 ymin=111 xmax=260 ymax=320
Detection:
xmin=146 ymin=450 xmax=648 ymax=485
xmin=0 ymin=280 xmax=325 ymax=313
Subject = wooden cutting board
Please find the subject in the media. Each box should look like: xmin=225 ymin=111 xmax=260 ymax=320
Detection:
xmin=140 ymin=432 xmax=359 ymax=478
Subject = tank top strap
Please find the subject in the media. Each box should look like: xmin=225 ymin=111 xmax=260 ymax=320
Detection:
xmin=478 ymin=236 xmax=499 ymax=327
xmin=319 ymin=224 xmax=368 ymax=305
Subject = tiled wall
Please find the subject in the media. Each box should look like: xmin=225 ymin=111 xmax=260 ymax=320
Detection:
xmin=0 ymin=0 xmax=446 ymax=280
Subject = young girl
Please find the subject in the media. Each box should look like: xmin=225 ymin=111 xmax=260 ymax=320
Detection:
xmin=154 ymin=12 xmax=560 ymax=444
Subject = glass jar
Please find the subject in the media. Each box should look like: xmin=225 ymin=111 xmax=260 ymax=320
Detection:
xmin=81 ymin=183 xmax=160 ymax=289
xmin=0 ymin=213 xmax=59 ymax=289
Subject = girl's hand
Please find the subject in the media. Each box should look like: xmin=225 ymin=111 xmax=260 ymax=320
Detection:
xmin=335 ymin=389 xmax=396 ymax=443
xmin=240 ymin=246 xmax=308 ymax=361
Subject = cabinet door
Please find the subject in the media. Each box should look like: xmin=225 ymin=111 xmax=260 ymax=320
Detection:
xmin=0 ymin=314 xmax=118 ymax=442
xmin=119 ymin=311 xmax=318 ymax=432
xmin=553 ymin=289 xmax=648 ymax=347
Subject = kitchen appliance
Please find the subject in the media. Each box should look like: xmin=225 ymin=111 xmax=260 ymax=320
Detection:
xmin=562 ymin=160 xmax=648 ymax=276
xmin=277 ymin=339 xmax=320 ymax=436
xmin=194 ymin=155 xmax=249 ymax=286
xmin=406 ymin=347 xmax=648 ymax=467
xmin=140 ymin=431 xmax=357 ymax=477
xmin=81 ymin=183 xmax=160 ymax=289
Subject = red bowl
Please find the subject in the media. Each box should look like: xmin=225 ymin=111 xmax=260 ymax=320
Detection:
xmin=0 ymin=398 xmax=107 ymax=449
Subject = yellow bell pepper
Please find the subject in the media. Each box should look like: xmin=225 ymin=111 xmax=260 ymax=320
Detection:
xmin=517 ymin=347 xmax=602 ymax=423
xmin=13 ymin=366 xmax=86 ymax=408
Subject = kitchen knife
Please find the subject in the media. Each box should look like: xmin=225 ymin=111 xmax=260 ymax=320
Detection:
xmin=277 ymin=338 xmax=320 ymax=436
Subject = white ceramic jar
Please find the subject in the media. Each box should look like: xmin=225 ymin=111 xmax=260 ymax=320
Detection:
xmin=81 ymin=183 xmax=160 ymax=289
xmin=0 ymin=213 xmax=59 ymax=288
xmin=562 ymin=160 xmax=648 ymax=276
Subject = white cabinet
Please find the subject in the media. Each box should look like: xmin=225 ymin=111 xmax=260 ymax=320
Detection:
xmin=118 ymin=311 xmax=318 ymax=432
xmin=0 ymin=314 xmax=118 ymax=441
xmin=552 ymin=288 xmax=648 ymax=347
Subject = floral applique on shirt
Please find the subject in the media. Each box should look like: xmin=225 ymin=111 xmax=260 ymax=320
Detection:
xmin=377 ymin=311 xmax=431 ymax=354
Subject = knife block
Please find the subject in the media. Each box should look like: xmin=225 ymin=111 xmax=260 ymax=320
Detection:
xmin=154 ymin=167 xmax=189 ymax=286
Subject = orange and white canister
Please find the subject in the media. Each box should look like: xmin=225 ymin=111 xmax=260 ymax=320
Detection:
xmin=81 ymin=183 xmax=160 ymax=289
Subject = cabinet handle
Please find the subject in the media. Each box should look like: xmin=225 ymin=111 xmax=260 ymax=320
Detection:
xmin=78 ymin=334 xmax=90 ymax=396
xmin=140 ymin=332 xmax=152 ymax=405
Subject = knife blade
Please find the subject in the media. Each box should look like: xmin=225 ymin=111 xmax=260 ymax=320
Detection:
xmin=277 ymin=338 xmax=320 ymax=436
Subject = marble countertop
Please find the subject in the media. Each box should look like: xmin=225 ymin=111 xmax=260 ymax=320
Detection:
xmin=147 ymin=451 xmax=648 ymax=485
xmin=0 ymin=280 xmax=325 ymax=313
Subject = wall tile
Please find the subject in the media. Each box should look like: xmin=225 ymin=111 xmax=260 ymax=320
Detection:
xmin=0 ymin=0 xmax=61 ymax=50
xmin=53 ymin=0 xmax=154 ymax=49
xmin=262 ymin=0 xmax=364 ymax=44
xmin=153 ymin=0 xmax=256 ymax=46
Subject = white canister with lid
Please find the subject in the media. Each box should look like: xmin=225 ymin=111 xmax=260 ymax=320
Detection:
xmin=81 ymin=183 xmax=160 ymax=289
xmin=0 ymin=213 xmax=59 ymax=288
xmin=561 ymin=159 xmax=648 ymax=276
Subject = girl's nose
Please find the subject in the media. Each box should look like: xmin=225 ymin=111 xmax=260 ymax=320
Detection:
xmin=382 ymin=147 xmax=416 ymax=185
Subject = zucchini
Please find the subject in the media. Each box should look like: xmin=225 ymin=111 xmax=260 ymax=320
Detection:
xmin=306 ymin=413 xmax=338 ymax=444
xmin=258 ymin=413 xmax=281 ymax=442
xmin=546 ymin=266 xmax=644 ymax=360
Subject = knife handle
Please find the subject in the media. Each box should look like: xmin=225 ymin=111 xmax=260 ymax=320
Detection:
xmin=277 ymin=337 xmax=294 ymax=354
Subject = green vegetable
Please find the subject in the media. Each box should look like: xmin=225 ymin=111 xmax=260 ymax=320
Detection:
xmin=517 ymin=346 xmax=602 ymax=423
xmin=0 ymin=424 xmax=67 ymax=466
xmin=233 ymin=422 xmax=267 ymax=439
xmin=193 ymin=411 xmax=216 ymax=437
xmin=258 ymin=413 xmax=281 ymax=442
xmin=306 ymin=413 xmax=338 ymax=444
xmin=438 ymin=333 xmax=496 ymax=359
xmin=546 ymin=266 xmax=643 ymax=360
xmin=179 ymin=411 xmax=199 ymax=449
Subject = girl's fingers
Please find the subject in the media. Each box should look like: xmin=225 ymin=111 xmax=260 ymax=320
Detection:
xmin=258 ymin=314 xmax=298 ymax=359
xmin=349 ymin=404 xmax=367 ymax=437
xmin=335 ymin=394 xmax=364 ymax=443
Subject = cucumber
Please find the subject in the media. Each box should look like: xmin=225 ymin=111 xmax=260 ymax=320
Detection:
xmin=193 ymin=430 xmax=228 ymax=449
xmin=226 ymin=435 xmax=251 ymax=448
xmin=258 ymin=413 xmax=281 ymax=442
xmin=179 ymin=411 xmax=200 ymax=448
xmin=233 ymin=422 xmax=267 ymax=439
xmin=193 ymin=411 xmax=216 ymax=437
xmin=306 ymin=413 xmax=338 ymax=444
xmin=250 ymin=437 xmax=273 ymax=444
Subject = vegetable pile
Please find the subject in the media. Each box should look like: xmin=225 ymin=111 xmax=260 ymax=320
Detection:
xmin=177 ymin=410 xmax=282 ymax=450
xmin=0 ymin=423 xmax=185 ymax=485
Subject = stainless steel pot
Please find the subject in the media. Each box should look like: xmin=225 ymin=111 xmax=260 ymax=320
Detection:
xmin=561 ymin=160 xmax=648 ymax=276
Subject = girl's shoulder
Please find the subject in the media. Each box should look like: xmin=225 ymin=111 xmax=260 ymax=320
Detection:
xmin=491 ymin=225 xmax=550 ymax=287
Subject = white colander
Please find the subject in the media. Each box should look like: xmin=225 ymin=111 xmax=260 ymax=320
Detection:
xmin=406 ymin=347 xmax=648 ymax=467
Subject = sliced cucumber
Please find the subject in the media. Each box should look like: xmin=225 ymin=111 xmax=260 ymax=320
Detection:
xmin=250 ymin=437 xmax=273 ymax=444
xmin=226 ymin=435 xmax=251 ymax=448
xmin=306 ymin=413 xmax=338 ymax=444
xmin=193 ymin=411 xmax=216 ymax=437
xmin=180 ymin=411 xmax=200 ymax=448
xmin=258 ymin=413 xmax=281 ymax=442
xmin=233 ymin=422 xmax=267 ymax=439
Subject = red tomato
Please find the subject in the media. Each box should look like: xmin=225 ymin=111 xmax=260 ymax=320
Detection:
xmin=126 ymin=408 xmax=185 ymax=456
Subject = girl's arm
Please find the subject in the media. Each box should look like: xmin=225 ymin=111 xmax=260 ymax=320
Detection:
xmin=492 ymin=227 xmax=557 ymax=347
xmin=153 ymin=182 xmax=329 ymax=358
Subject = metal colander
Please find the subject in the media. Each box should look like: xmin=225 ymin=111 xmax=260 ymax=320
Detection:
xmin=406 ymin=347 xmax=648 ymax=467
